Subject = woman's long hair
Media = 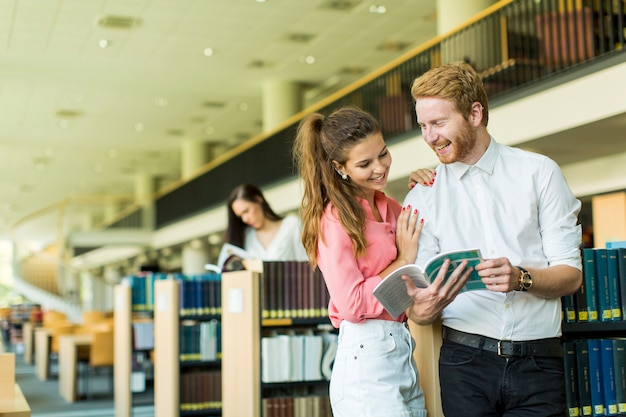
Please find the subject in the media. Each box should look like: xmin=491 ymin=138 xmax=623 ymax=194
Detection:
xmin=292 ymin=106 xmax=381 ymax=267
xmin=223 ymin=183 xmax=283 ymax=248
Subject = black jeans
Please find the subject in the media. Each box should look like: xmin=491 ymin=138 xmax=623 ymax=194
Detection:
xmin=439 ymin=339 xmax=566 ymax=417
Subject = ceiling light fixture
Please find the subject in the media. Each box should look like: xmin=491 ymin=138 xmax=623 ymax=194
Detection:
xmin=98 ymin=39 xmax=110 ymax=48
xmin=203 ymin=48 xmax=214 ymax=57
xmin=134 ymin=123 xmax=144 ymax=132
xmin=369 ymin=5 xmax=387 ymax=14
xmin=300 ymin=55 xmax=316 ymax=64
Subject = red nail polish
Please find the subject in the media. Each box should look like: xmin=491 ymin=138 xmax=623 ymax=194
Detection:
xmin=420 ymin=218 xmax=424 ymax=224
xmin=414 ymin=209 xmax=418 ymax=214
xmin=410 ymin=183 xmax=415 ymax=189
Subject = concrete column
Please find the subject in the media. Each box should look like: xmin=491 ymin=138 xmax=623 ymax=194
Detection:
xmin=135 ymin=172 xmax=155 ymax=229
xmin=182 ymin=240 xmax=210 ymax=276
xmin=262 ymin=80 xmax=302 ymax=132
xmin=437 ymin=0 xmax=498 ymax=69
xmin=181 ymin=139 xmax=208 ymax=180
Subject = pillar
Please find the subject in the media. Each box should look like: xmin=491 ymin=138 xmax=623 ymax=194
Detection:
xmin=437 ymin=0 xmax=498 ymax=69
xmin=262 ymin=80 xmax=302 ymax=132
xmin=182 ymin=240 xmax=210 ymax=276
xmin=181 ymin=139 xmax=208 ymax=180
xmin=135 ymin=172 xmax=155 ymax=230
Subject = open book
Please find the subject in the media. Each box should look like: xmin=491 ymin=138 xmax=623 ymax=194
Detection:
xmin=373 ymin=248 xmax=485 ymax=318
xmin=204 ymin=243 xmax=254 ymax=273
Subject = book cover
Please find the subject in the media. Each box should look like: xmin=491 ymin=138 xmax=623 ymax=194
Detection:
xmin=588 ymin=338 xmax=605 ymax=416
xmin=607 ymin=249 xmax=622 ymax=320
xmin=582 ymin=248 xmax=599 ymax=322
xmin=595 ymin=249 xmax=613 ymax=322
xmin=576 ymin=340 xmax=593 ymax=416
xmin=563 ymin=341 xmax=581 ymax=417
xmin=373 ymin=248 xmax=484 ymax=318
xmin=600 ymin=338 xmax=618 ymax=416
xmin=611 ymin=338 xmax=626 ymax=415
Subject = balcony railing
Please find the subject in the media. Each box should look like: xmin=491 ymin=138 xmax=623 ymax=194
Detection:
xmin=153 ymin=0 xmax=625 ymax=229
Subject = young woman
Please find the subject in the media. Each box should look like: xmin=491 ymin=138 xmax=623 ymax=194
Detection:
xmin=224 ymin=183 xmax=307 ymax=261
xmin=293 ymin=106 xmax=469 ymax=417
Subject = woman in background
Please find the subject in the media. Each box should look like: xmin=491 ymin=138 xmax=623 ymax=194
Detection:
xmin=224 ymin=183 xmax=307 ymax=261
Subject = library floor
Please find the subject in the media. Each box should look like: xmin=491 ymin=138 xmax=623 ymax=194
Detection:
xmin=11 ymin=350 xmax=155 ymax=417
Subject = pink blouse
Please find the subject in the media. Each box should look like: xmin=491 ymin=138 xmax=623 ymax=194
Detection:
xmin=317 ymin=190 xmax=405 ymax=327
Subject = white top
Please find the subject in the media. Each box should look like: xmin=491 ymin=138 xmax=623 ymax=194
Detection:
xmin=244 ymin=214 xmax=308 ymax=261
xmin=403 ymin=138 xmax=582 ymax=340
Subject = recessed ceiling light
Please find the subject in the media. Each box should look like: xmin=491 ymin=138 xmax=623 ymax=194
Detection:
xmin=203 ymin=48 xmax=214 ymax=57
xmin=300 ymin=55 xmax=316 ymax=64
xmin=107 ymin=149 xmax=118 ymax=158
xmin=98 ymin=39 xmax=110 ymax=48
xmin=369 ymin=5 xmax=386 ymax=14
xmin=58 ymin=120 xmax=69 ymax=128
xmin=155 ymin=98 xmax=168 ymax=107
xmin=134 ymin=123 xmax=144 ymax=132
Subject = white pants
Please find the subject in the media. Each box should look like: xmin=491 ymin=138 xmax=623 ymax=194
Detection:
xmin=330 ymin=320 xmax=427 ymax=417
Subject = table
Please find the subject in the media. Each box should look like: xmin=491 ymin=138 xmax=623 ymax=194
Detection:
xmin=0 ymin=384 xmax=31 ymax=417
xmin=58 ymin=334 xmax=92 ymax=403
xmin=33 ymin=329 xmax=52 ymax=381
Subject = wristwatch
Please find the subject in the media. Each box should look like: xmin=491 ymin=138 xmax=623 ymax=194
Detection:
xmin=516 ymin=266 xmax=532 ymax=292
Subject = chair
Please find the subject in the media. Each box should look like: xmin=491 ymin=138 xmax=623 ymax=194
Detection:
xmin=82 ymin=310 xmax=105 ymax=325
xmin=81 ymin=328 xmax=114 ymax=399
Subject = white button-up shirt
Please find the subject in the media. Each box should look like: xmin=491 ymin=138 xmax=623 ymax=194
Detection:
xmin=403 ymin=137 xmax=582 ymax=340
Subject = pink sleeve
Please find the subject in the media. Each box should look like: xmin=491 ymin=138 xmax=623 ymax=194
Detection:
xmin=317 ymin=212 xmax=386 ymax=323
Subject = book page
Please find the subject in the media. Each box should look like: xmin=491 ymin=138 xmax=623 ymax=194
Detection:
xmin=373 ymin=264 xmax=429 ymax=319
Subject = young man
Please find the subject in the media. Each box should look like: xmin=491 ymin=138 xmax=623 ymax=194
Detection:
xmin=403 ymin=61 xmax=582 ymax=417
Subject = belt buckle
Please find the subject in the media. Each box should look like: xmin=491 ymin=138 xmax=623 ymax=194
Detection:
xmin=497 ymin=340 xmax=512 ymax=357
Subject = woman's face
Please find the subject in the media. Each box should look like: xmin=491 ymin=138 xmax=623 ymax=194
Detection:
xmin=231 ymin=198 xmax=265 ymax=230
xmin=335 ymin=132 xmax=391 ymax=198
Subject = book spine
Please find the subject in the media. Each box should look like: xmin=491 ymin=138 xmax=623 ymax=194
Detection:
xmin=607 ymin=249 xmax=622 ymax=320
xmin=588 ymin=338 xmax=605 ymax=416
xmin=595 ymin=249 xmax=613 ymax=322
xmin=612 ymin=338 xmax=626 ymax=415
xmin=583 ymin=248 xmax=599 ymax=322
xmin=563 ymin=341 xmax=580 ymax=417
xmin=576 ymin=340 xmax=593 ymax=416
xmin=601 ymin=338 xmax=618 ymax=416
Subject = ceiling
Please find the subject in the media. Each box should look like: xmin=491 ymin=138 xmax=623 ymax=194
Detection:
xmin=0 ymin=0 xmax=441 ymax=240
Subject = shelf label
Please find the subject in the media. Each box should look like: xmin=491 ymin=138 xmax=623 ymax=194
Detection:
xmin=227 ymin=288 xmax=244 ymax=313
xmin=157 ymin=293 xmax=168 ymax=311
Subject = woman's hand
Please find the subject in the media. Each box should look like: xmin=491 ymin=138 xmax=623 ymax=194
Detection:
xmin=395 ymin=206 xmax=422 ymax=266
xmin=408 ymin=168 xmax=436 ymax=189
xmin=402 ymin=259 xmax=472 ymax=324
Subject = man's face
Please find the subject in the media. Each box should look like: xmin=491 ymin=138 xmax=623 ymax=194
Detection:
xmin=415 ymin=97 xmax=477 ymax=164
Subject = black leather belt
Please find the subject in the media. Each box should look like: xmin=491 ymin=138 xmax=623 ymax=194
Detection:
xmin=442 ymin=326 xmax=563 ymax=358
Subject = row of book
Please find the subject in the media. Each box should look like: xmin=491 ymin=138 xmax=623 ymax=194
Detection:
xmin=262 ymin=395 xmax=332 ymax=417
xmin=563 ymin=338 xmax=626 ymax=416
xmin=262 ymin=261 xmax=330 ymax=320
xmin=180 ymin=369 xmax=222 ymax=413
xmin=261 ymin=330 xmax=337 ymax=384
xmin=180 ymin=319 xmax=221 ymax=362
xmin=562 ymin=247 xmax=626 ymax=323
xmin=123 ymin=272 xmax=222 ymax=316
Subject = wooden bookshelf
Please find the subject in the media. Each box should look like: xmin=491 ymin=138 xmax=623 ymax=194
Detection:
xmin=154 ymin=280 xmax=179 ymax=417
xmin=221 ymin=265 xmax=334 ymax=417
xmin=114 ymin=284 xmax=132 ymax=417
xmin=154 ymin=278 xmax=223 ymax=417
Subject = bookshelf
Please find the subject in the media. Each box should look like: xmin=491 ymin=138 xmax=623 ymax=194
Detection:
xmin=114 ymin=280 xmax=157 ymax=417
xmin=560 ymin=244 xmax=626 ymax=416
xmin=154 ymin=277 xmax=223 ymax=417
xmin=221 ymin=262 xmax=335 ymax=417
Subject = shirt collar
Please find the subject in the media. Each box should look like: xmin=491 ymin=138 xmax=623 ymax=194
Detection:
xmin=449 ymin=136 xmax=497 ymax=179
